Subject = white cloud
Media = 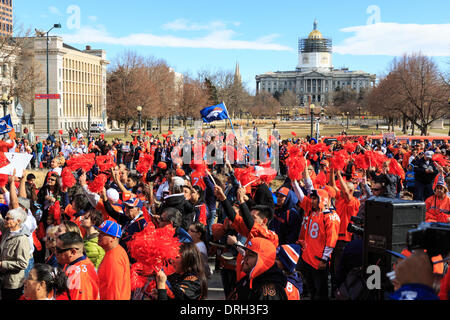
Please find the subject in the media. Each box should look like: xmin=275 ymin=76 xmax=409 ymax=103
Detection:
xmin=334 ymin=22 xmax=450 ymax=57
xmin=88 ymin=16 xmax=98 ymax=23
xmin=49 ymin=6 xmax=62 ymax=16
xmin=161 ymin=19 xmax=226 ymax=31
xmin=61 ymin=25 xmax=293 ymax=51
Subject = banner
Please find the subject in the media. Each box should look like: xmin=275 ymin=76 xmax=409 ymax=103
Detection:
xmin=200 ymin=103 xmax=229 ymax=123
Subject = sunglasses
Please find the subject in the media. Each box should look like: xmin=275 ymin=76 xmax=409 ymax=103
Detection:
xmin=372 ymin=188 xmax=382 ymax=192
xmin=4 ymin=217 xmax=13 ymax=221
xmin=56 ymin=247 xmax=77 ymax=254
xmin=48 ymin=178 xmax=57 ymax=182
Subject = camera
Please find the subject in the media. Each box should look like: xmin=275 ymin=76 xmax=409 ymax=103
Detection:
xmin=347 ymin=215 xmax=364 ymax=237
xmin=407 ymin=222 xmax=450 ymax=257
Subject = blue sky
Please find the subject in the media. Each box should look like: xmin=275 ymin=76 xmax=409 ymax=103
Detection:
xmin=14 ymin=0 xmax=450 ymax=92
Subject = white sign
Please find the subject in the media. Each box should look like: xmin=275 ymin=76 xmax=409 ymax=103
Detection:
xmin=0 ymin=153 xmax=33 ymax=178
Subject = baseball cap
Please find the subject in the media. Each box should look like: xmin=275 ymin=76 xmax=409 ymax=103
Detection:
xmin=123 ymin=197 xmax=143 ymax=209
xmin=425 ymin=151 xmax=434 ymax=158
xmin=276 ymin=187 xmax=290 ymax=197
xmin=96 ymin=220 xmax=122 ymax=238
xmin=157 ymin=162 xmax=167 ymax=170
xmin=172 ymin=176 xmax=186 ymax=188
xmin=106 ymin=188 xmax=120 ymax=203
xmin=18 ymin=197 xmax=31 ymax=210
xmin=176 ymin=168 xmax=185 ymax=177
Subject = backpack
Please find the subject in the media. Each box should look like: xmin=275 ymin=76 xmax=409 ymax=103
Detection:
xmin=335 ymin=266 xmax=370 ymax=300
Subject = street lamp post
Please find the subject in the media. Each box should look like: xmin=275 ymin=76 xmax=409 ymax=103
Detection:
xmin=137 ymin=106 xmax=143 ymax=136
xmin=357 ymin=106 xmax=362 ymax=126
xmin=86 ymin=103 xmax=92 ymax=139
xmin=310 ymin=104 xmax=315 ymax=138
xmin=346 ymin=112 xmax=350 ymax=131
xmin=0 ymin=93 xmax=14 ymax=117
xmin=46 ymin=23 xmax=62 ymax=135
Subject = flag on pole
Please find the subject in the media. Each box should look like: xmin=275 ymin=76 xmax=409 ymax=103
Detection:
xmin=200 ymin=103 xmax=229 ymax=123
xmin=0 ymin=114 xmax=15 ymax=139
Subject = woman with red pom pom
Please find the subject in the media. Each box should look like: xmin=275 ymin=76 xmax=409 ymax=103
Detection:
xmin=156 ymin=242 xmax=208 ymax=300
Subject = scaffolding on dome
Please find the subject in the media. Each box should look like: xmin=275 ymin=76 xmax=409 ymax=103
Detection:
xmin=299 ymin=37 xmax=332 ymax=53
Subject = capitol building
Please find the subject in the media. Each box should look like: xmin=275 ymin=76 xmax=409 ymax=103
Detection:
xmin=255 ymin=20 xmax=376 ymax=106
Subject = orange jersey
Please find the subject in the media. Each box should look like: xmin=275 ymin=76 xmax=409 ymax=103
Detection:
xmin=335 ymin=192 xmax=360 ymax=242
xmin=299 ymin=198 xmax=340 ymax=270
xmin=191 ymin=171 xmax=206 ymax=190
xmin=425 ymin=195 xmax=450 ymax=223
xmin=98 ymin=245 xmax=131 ymax=300
xmin=63 ymin=256 xmax=100 ymax=300
xmin=285 ymin=281 xmax=301 ymax=300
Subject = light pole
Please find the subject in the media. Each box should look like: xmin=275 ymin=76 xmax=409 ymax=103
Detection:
xmin=310 ymin=104 xmax=315 ymax=138
xmin=137 ymin=106 xmax=142 ymax=136
xmin=46 ymin=23 xmax=62 ymax=135
xmin=346 ymin=112 xmax=350 ymax=131
xmin=357 ymin=106 xmax=362 ymax=126
xmin=86 ymin=103 xmax=92 ymax=139
xmin=0 ymin=93 xmax=14 ymax=117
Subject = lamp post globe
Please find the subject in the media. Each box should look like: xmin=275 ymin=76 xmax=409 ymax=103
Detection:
xmin=137 ymin=106 xmax=143 ymax=134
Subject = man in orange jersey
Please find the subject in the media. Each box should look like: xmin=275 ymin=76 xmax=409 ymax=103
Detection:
xmin=329 ymin=169 xmax=360 ymax=295
xmin=56 ymin=232 xmax=99 ymax=300
xmin=296 ymin=188 xmax=340 ymax=300
xmin=96 ymin=220 xmax=131 ymax=300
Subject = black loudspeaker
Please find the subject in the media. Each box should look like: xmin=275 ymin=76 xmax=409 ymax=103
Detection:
xmin=363 ymin=197 xmax=425 ymax=297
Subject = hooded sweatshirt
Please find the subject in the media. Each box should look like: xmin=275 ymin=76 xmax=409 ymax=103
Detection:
xmin=269 ymin=189 xmax=302 ymax=245
xmin=228 ymin=238 xmax=287 ymax=300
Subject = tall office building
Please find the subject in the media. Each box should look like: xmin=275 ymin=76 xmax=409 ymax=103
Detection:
xmin=21 ymin=36 xmax=109 ymax=135
xmin=0 ymin=0 xmax=13 ymax=37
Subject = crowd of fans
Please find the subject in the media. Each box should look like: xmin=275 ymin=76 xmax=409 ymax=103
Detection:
xmin=0 ymin=128 xmax=448 ymax=301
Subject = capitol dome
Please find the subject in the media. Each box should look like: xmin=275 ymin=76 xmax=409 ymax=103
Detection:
xmin=308 ymin=19 xmax=323 ymax=39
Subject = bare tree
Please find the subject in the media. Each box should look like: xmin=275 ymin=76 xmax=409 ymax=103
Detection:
xmin=370 ymin=53 xmax=450 ymax=135
xmin=177 ymin=74 xmax=211 ymax=127
xmin=0 ymin=23 xmax=45 ymax=121
xmin=279 ymin=90 xmax=299 ymax=107
xmin=107 ymin=51 xmax=154 ymax=135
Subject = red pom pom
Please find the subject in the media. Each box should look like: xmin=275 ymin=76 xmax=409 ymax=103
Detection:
xmin=88 ymin=174 xmax=108 ymax=194
xmin=49 ymin=201 xmax=61 ymax=225
xmin=96 ymin=155 xmax=116 ymax=172
xmin=388 ymin=159 xmax=405 ymax=180
xmin=0 ymin=152 xmax=10 ymax=168
xmin=128 ymin=224 xmax=180 ymax=291
xmin=343 ymin=141 xmax=358 ymax=154
xmin=136 ymin=153 xmax=155 ymax=175
xmin=291 ymin=132 xmax=297 ymax=137
xmin=0 ymin=174 xmax=9 ymax=187
xmin=66 ymin=153 xmax=96 ymax=172
xmin=61 ymin=167 xmax=76 ymax=190
xmin=234 ymin=166 xmax=259 ymax=189
xmin=315 ymin=171 xmax=327 ymax=188
xmin=285 ymin=145 xmax=307 ymax=181
xmin=330 ymin=150 xmax=349 ymax=172
xmin=255 ymin=166 xmax=277 ymax=184
xmin=353 ymin=153 xmax=370 ymax=170
xmin=364 ymin=151 xmax=388 ymax=169
xmin=432 ymin=154 xmax=449 ymax=168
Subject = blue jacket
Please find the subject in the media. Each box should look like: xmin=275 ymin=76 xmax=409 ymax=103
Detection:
xmin=269 ymin=189 xmax=302 ymax=245
xmin=176 ymin=227 xmax=193 ymax=243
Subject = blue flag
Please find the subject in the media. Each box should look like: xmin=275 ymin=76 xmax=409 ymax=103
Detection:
xmin=200 ymin=103 xmax=229 ymax=123
xmin=0 ymin=115 xmax=14 ymax=135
